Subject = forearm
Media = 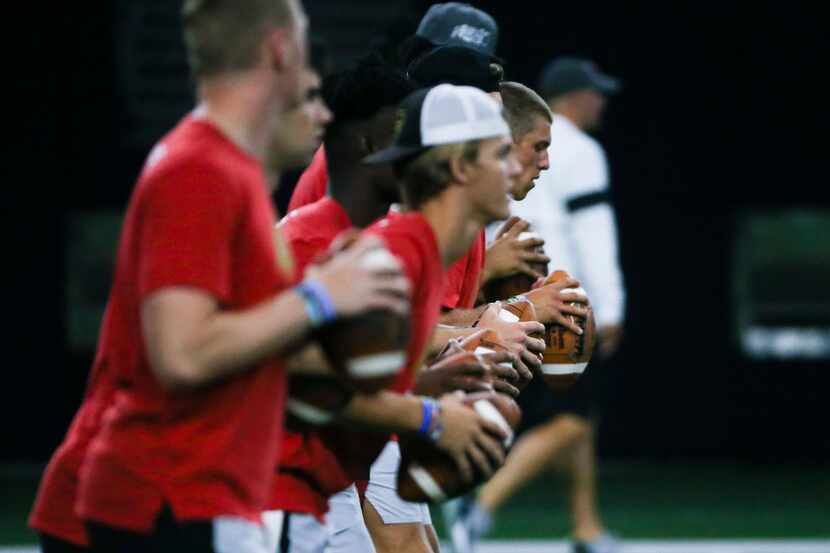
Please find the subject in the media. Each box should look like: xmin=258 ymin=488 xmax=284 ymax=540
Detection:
xmin=439 ymin=304 xmax=490 ymax=327
xmin=340 ymin=391 xmax=424 ymax=434
xmin=145 ymin=288 xmax=315 ymax=389
xmin=430 ymin=323 xmax=481 ymax=355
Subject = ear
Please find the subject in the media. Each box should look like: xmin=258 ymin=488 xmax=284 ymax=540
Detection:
xmin=448 ymin=153 xmax=473 ymax=185
xmin=264 ymin=28 xmax=292 ymax=71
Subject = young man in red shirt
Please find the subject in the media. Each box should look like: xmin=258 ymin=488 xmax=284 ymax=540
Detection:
xmin=342 ymin=84 xmax=521 ymax=553
xmin=30 ymin=2 xmax=411 ymax=553
xmin=268 ymin=59 xmax=519 ymax=553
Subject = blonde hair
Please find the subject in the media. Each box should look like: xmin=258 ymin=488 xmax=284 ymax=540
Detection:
xmin=182 ymin=0 xmax=299 ymax=79
xmin=399 ymin=141 xmax=481 ymax=209
xmin=499 ymin=81 xmax=554 ymax=139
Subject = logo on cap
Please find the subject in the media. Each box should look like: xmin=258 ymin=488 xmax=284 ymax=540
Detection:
xmin=450 ymin=24 xmax=490 ymax=47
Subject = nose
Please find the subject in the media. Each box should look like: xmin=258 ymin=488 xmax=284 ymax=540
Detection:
xmin=318 ymin=101 xmax=333 ymax=126
xmin=538 ymin=150 xmax=550 ymax=171
xmin=508 ymin=151 xmax=521 ymax=177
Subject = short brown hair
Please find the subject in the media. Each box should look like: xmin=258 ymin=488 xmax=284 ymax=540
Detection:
xmin=398 ymin=141 xmax=481 ymax=209
xmin=499 ymin=81 xmax=554 ymax=140
xmin=182 ymin=0 xmax=299 ymax=80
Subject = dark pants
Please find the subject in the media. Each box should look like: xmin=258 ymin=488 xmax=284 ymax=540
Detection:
xmin=86 ymin=507 xmax=215 ymax=553
xmin=38 ymin=533 xmax=89 ymax=553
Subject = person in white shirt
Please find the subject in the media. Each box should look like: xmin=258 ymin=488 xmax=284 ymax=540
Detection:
xmin=450 ymin=57 xmax=625 ymax=553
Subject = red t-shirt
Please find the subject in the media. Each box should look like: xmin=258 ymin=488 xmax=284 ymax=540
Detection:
xmin=270 ymin=197 xmax=355 ymax=519
xmin=29 ymin=337 xmax=118 ymax=546
xmin=442 ymin=230 xmax=486 ymax=309
xmin=325 ymin=212 xmax=446 ymax=482
xmin=286 ymin=146 xmax=328 ymax=213
xmin=76 ymin=114 xmax=293 ymax=532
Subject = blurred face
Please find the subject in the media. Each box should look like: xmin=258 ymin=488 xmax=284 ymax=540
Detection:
xmin=368 ymin=107 xmax=405 ymax=203
xmin=267 ymin=67 xmax=332 ymax=172
xmin=270 ymin=0 xmax=309 ymax=110
xmin=509 ymin=116 xmax=551 ymax=201
xmin=574 ymin=88 xmax=608 ymax=131
xmin=465 ymin=135 xmax=521 ymax=222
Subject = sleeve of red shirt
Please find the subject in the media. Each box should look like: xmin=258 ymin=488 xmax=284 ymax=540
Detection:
xmin=137 ymin=161 xmax=243 ymax=304
xmin=441 ymin=256 xmax=467 ymax=309
xmin=369 ymin=228 xmax=422 ymax=296
xmin=287 ymin=148 xmax=328 ymax=213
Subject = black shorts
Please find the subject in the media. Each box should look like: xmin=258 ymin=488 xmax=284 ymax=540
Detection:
xmin=86 ymin=506 xmax=270 ymax=553
xmin=517 ymin=357 xmax=614 ymax=434
xmin=39 ymin=533 xmax=89 ymax=553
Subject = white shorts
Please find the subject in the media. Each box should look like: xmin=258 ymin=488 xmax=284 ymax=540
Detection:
xmin=365 ymin=441 xmax=432 ymax=525
xmin=324 ymin=484 xmax=376 ymax=553
xmin=262 ymin=510 xmax=329 ymax=553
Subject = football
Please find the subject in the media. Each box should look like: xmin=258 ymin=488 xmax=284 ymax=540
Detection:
xmin=540 ymin=270 xmax=597 ymax=392
xmin=286 ymin=374 xmax=354 ymax=427
xmin=481 ymin=231 xmax=549 ymax=302
xmin=396 ymin=391 xmax=522 ymax=503
xmin=316 ymin=247 xmax=410 ymax=393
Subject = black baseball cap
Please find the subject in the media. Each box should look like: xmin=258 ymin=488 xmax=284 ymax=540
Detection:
xmin=408 ymin=45 xmax=502 ymax=93
xmin=364 ymin=84 xmax=510 ymax=166
xmin=537 ymin=57 xmax=621 ymax=99
xmin=416 ymin=2 xmax=499 ymax=56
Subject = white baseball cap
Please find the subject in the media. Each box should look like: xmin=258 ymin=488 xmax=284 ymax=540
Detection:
xmin=364 ymin=83 xmax=510 ymax=165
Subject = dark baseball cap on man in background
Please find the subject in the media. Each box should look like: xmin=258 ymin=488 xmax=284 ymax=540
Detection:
xmin=416 ymin=2 xmax=499 ymax=56
xmin=398 ymin=2 xmax=500 ymax=68
xmin=537 ymin=57 xmax=621 ymax=99
xmin=408 ymin=45 xmax=503 ymax=93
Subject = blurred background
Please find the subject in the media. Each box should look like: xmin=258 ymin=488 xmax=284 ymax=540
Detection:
xmin=5 ymin=0 xmax=829 ymax=549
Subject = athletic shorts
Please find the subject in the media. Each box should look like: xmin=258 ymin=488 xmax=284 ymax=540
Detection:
xmin=517 ymin=359 xmax=609 ymax=433
xmin=262 ymin=510 xmax=329 ymax=553
xmin=365 ymin=441 xmax=432 ymax=525
xmin=86 ymin=506 xmax=269 ymax=553
xmin=325 ymin=484 xmax=376 ymax=553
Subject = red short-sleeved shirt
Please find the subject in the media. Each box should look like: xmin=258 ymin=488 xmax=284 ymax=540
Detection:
xmin=76 ymin=114 xmax=294 ymax=533
xmin=323 ymin=211 xmax=446 ymax=481
xmin=442 ymin=230 xmax=486 ymax=310
xmin=270 ymin=197 xmax=356 ymax=519
xmin=29 ymin=340 xmax=118 ymax=546
xmin=287 ymin=146 xmax=328 ymax=213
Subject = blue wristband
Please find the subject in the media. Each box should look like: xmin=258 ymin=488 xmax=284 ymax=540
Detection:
xmin=296 ymin=281 xmax=337 ymax=327
xmin=299 ymin=279 xmax=337 ymax=321
xmin=418 ymin=397 xmax=435 ymax=437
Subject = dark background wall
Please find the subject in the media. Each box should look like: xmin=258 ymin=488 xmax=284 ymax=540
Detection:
xmin=6 ymin=1 xmax=828 ymax=463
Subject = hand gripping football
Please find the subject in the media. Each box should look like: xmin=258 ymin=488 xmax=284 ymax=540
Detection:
xmin=540 ymin=270 xmax=596 ymax=392
xmin=397 ymin=392 xmax=521 ymax=503
xmin=481 ymin=231 xmax=549 ymax=302
xmin=316 ymin=245 xmax=410 ymax=393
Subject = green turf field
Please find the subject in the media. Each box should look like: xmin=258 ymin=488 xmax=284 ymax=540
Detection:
xmin=3 ymin=460 xmax=828 ymax=546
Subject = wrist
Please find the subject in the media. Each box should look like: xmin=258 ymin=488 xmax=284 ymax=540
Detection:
xmin=295 ymin=280 xmax=337 ymax=328
xmin=417 ymin=396 xmax=444 ymax=442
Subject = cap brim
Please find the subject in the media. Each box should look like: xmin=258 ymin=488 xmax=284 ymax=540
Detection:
xmin=591 ymin=73 xmax=622 ymax=95
xmin=363 ymin=145 xmax=428 ymax=165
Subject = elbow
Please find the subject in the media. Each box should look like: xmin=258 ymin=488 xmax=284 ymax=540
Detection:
xmin=150 ymin=355 xmax=205 ymax=392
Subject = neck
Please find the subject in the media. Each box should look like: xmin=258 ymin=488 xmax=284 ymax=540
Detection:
xmin=265 ymin=168 xmax=282 ymax=194
xmin=419 ymin=187 xmax=484 ymax=268
xmin=550 ymin=101 xmax=585 ymax=130
xmin=330 ymin=168 xmax=391 ymax=228
xmin=198 ymin=70 xmax=282 ymax=162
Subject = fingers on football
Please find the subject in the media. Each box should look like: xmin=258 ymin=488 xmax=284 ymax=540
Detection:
xmin=496 ymin=216 xmax=524 ymax=238
xmin=516 ymin=236 xmax=545 ymax=249
xmin=555 ymin=314 xmax=584 ymax=335
xmin=560 ymin=291 xmax=589 ymax=305
xmin=491 ymin=379 xmax=520 ymax=398
xmin=450 ymin=378 xmax=492 ymax=394
xmin=518 ymin=321 xmax=546 ymax=337
xmin=548 ymin=276 xmax=580 ymax=291
xmin=517 ymin=262 xmax=545 ymax=280
xmin=524 ymin=336 xmax=546 ymax=354
xmin=451 ymin=451 xmax=474 ymax=484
